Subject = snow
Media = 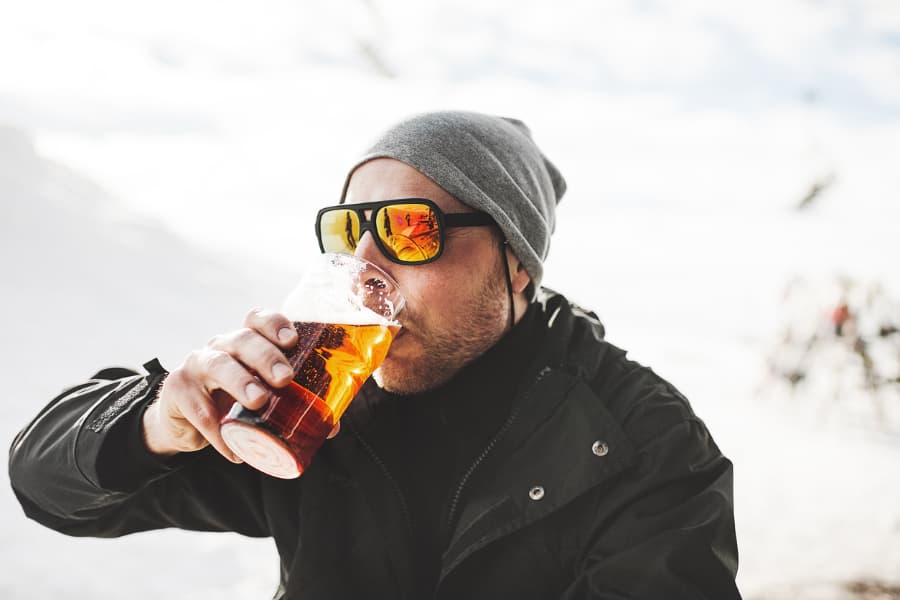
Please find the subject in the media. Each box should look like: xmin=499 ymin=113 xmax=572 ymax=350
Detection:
xmin=2 ymin=1 xmax=899 ymax=598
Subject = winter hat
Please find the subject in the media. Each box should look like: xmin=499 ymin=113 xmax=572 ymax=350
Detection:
xmin=340 ymin=110 xmax=567 ymax=299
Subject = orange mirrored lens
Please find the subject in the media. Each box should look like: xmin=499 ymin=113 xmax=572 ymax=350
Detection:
xmin=376 ymin=203 xmax=441 ymax=263
xmin=319 ymin=209 xmax=360 ymax=254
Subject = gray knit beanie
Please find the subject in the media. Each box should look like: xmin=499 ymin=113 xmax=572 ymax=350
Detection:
xmin=340 ymin=110 xmax=566 ymax=300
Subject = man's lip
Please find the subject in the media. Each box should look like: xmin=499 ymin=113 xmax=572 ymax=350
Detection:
xmin=391 ymin=325 xmax=410 ymax=342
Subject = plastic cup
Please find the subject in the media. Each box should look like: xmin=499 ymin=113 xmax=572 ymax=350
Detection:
xmin=220 ymin=254 xmax=404 ymax=478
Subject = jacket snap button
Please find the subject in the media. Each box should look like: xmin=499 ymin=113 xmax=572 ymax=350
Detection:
xmin=528 ymin=486 xmax=545 ymax=501
xmin=592 ymin=440 xmax=609 ymax=457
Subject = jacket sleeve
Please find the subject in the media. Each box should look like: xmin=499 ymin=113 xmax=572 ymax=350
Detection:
xmin=8 ymin=360 xmax=270 ymax=539
xmin=559 ymin=415 xmax=741 ymax=600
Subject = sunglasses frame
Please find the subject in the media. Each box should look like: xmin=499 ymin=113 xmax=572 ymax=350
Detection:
xmin=315 ymin=198 xmax=495 ymax=265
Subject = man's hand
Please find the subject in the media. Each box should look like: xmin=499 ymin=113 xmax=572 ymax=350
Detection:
xmin=142 ymin=308 xmax=300 ymax=462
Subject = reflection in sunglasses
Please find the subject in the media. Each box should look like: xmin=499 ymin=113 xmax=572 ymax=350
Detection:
xmin=380 ymin=206 xmax=440 ymax=260
xmin=386 ymin=235 xmax=429 ymax=262
xmin=344 ymin=213 xmax=356 ymax=250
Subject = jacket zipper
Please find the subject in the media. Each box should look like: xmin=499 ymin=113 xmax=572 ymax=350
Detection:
xmin=444 ymin=404 xmax=520 ymax=533
xmin=444 ymin=365 xmax=552 ymax=538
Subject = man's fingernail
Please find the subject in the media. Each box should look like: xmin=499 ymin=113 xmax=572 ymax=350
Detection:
xmin=245 ymin=382 xmax=267 ymax=404
xmin=278 ymin=327 xmax=295 ymax=343
xmin=231 ymin=454 xmax=244 ymax=464
xmin=273 ymin=362 xmax=293 ymax=380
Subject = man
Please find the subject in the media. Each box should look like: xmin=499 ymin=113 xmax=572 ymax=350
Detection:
xmin=9 ymin=111 xmax=741 ymax=599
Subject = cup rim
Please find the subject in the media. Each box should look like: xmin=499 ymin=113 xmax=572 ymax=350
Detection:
xmin=283 ymin=252 xmax=406 ymax=325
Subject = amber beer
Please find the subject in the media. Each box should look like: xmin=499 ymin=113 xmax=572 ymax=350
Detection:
xmin=221 ymin=320 xmax=396 ymax=478
xmin=220 ymin=253 xmax=404 ymax=479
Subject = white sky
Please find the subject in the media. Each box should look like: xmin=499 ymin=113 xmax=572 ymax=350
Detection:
xmin=2 ymin=0 xmax=898 ymax=276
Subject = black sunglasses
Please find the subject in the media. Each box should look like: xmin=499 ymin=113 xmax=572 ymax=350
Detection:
xmin=315 ymin=198 xmax=494 ymax=265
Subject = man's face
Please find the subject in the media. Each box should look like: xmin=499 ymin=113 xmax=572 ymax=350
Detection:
xmin=344 ymin=158 xmax=510 ymax=394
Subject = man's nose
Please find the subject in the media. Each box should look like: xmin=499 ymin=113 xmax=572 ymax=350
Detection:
xmin=354 ymin=230 xmax=384 ymax=265
xmin=353 ymin=231 xmax=400 ymax=283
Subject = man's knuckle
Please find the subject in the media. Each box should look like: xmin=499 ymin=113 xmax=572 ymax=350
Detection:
xmin=234 ymin=327 xmax=256 ymax=344
xmin=202 ymin=349 xmax=231 ymax=372
xmin=244 ymin=307 xmax=265 ymax=324
xmin=181 ymin=350 xmax=206 ymax=373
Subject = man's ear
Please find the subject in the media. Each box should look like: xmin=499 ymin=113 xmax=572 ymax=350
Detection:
xmin=505 ymin=247 xmax=531 ymax=294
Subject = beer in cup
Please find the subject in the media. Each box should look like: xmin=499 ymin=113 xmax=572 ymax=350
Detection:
xmin=220 ymin=254 xmax=404 ymax=479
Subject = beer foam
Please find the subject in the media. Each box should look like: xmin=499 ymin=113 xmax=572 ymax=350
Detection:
xmin=281 ymin=255 xmax=403 ymax=325
xmin=353 ymin=307 xmax=397 ymax=325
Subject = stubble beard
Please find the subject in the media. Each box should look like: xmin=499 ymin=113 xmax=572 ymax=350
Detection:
xmin=372 ymin=258 xmax=509 ymax=395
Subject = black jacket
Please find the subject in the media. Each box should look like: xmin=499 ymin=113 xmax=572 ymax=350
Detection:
xmin=9 ymin=291 xmax=741 ymax=599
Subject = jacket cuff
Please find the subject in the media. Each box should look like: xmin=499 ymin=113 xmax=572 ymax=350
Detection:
xmin=84 ymin=360 xmax=196 ymax=492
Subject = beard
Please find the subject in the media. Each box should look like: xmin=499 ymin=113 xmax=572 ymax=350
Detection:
xmin=372 ymin=254 xmax=509 ymax=395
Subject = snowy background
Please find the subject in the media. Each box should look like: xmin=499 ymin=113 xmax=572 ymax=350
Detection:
xmin=2 ymin=1 xmax=899 ymax=598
